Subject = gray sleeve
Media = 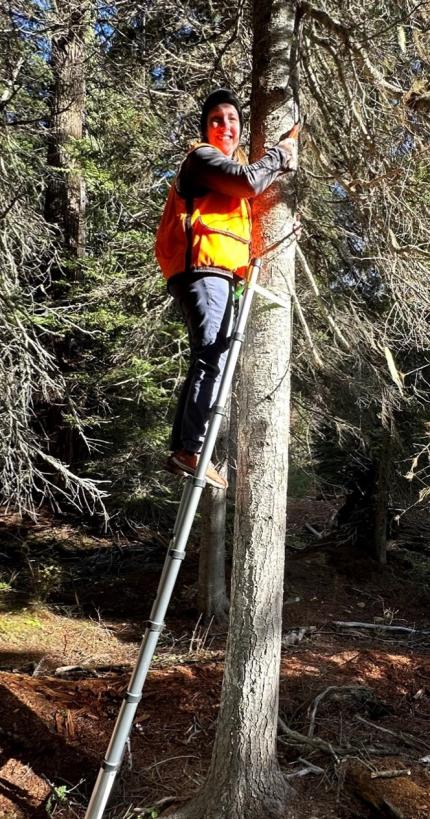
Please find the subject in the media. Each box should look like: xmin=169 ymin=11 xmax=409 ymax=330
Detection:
xmin=178 ymin=145 xmax=293 ymax=199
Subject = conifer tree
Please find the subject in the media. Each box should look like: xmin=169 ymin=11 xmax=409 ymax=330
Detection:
xmin=168 ymin=1 xmax=299 ymax=815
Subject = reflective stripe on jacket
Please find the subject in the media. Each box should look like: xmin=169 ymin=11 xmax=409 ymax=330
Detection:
xmin=155 ymin=144 xmax=252 ymax=281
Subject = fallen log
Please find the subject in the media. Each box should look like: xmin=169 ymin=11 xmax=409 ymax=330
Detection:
xmin=333 ymin=621 xmax=430 ymax=636
xmin=346 ymin=759 xmax=430 ymax=819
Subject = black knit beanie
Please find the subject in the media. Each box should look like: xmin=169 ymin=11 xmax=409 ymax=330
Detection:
xmin=200 ymin=88 xmax=243 ymax=138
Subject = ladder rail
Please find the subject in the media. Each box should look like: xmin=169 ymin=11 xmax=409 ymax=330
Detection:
xmin=84 ymin=258 xmax=261 ymax=819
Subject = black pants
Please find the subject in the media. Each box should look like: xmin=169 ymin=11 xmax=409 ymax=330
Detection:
xmin=169 ymin=275 xmax=235 ymax=453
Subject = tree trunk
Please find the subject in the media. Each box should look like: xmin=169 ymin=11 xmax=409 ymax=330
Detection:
xmin=45 ymin=0 xmax=87 ymax=261
xmin=198 ymin=399 xmax=230 ymax=624
xmin=41 ymin=1 xmax=88 ymax=468
xmin=166 ymin=1 xmax=299 ymax=817
xmin=372 ymin=428 xmax=392 ymax=565
xmin=228 ymin=361 xmax=241 ymax=495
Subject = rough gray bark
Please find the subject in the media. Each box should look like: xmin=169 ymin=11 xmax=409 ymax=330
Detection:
xmin=45 ymin=0 xmax=87 ymax=260
xmin=228 ymin=364 xmax=240 ymax=494
xmin=166 ymin=1 xmax=299 ymax=817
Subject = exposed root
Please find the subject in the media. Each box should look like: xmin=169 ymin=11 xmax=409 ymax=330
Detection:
xmin=163 ymin=772 xmax=298 ymax=819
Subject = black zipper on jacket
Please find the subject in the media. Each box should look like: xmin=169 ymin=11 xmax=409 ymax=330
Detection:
xmin=194 ymin=216 xmax=250 ymax=244
xmin=185 ymin=197 xmax=193 ymax=274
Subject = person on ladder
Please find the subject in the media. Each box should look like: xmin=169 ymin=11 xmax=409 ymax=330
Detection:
xmin=155 ymin=88 xmax=298 ymax=490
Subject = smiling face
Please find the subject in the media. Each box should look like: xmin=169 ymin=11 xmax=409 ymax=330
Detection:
xmin=205 ymin=103 xmax=241 ymax=158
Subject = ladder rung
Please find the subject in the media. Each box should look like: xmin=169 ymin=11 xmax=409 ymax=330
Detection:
xmin=124 ymin=692 xmax=141 ymax=704
xmin=102 ymin=761 xmax=119 ymax=773
xmin=168 ymin=548 xmax=185 ymax=561
xmin=146 ymin=620 xmax=165 ymax=633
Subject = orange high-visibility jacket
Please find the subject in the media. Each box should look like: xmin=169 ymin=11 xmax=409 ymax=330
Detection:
xmin=155 ymin=145 xmax=252 ymax=281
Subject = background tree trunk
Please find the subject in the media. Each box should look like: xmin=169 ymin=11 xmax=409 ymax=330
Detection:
xmin=166 ymin=1 xmax=299 ymax=817
xmin=372 ymin=428 xmax=392 ymax=565
xmin=198 ymin=397 xmax=230 ymax=624
xmin=41 ymin=1 xmax=89 ymax=468
xmin=45 ymin=0 xmax=87 ymax=261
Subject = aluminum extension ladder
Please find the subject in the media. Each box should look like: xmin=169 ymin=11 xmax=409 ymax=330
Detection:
xmin=85 ymin=257 xmax=291 ymax=819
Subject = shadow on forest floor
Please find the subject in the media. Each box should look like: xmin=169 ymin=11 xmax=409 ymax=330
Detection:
xmin=0 ymin=502 xmax=429 ymax=817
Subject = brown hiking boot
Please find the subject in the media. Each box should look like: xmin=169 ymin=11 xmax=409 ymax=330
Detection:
xmin=165 ymin=453 xmax=188 ymax=477
xmin=167 ymin=450 xmax=228 ymax=490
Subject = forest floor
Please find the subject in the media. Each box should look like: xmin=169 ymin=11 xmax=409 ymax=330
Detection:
xmin=0 ymin=497 xmax=429 ymax=819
